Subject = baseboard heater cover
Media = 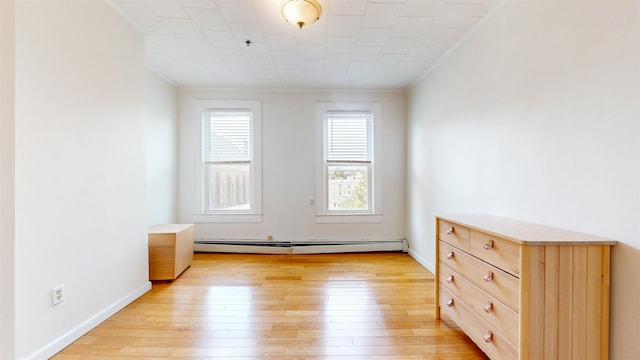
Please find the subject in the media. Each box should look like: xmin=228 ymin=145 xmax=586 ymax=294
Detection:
xmin=194 ymin=239 xmax=407 ymax=254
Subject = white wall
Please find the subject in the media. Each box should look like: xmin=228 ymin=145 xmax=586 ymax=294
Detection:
xmin=14 ymin=1 xmax=150 ymax=358
xmin=146 ymin=70 xmax=179 ymax=226
xmin=179 ymin=89 xmax=406 ymax=242
xmin=0 ymin=0 xmax=16 ymax=358
xmin=407 ymin=1 xmax=640 ymax=358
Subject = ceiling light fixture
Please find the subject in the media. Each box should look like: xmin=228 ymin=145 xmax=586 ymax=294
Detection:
xmin=281 ymin=0 xmax=322 ymax=29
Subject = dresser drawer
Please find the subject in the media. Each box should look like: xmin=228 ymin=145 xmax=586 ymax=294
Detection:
xmin=440 ymin=241 xmax=519 ymax=311
xmin=439 ymin=286 xmax=519 ymax=360
xmin=470 ymin=230 xmax=520 ymax=276
xmin=439 ymin=263 xmax=519 ymax=347
xmin=439 ymin=219 xmax=470 ymax=250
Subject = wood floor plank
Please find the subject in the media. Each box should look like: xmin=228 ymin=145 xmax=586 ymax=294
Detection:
xmin=52 ymin=253 xmax=488 ymax=359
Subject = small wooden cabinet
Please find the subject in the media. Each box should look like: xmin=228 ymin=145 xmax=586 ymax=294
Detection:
xmin=435 ymin=214 xmax=615 ymax=360
xmin=148 ymin=224 xmax=194 ymax=281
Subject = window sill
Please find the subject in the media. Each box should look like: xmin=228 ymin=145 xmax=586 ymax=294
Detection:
xmin=192 ymin=213 xmax=263 ymax=223
xmin=315 ymin=214 xmax=382 ymax=224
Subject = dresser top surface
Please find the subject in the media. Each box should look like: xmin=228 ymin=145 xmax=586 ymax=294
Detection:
xmin=437 ymin=214 xmax=616 ymax=245
xmin=149 ymin=223 xmax=194 ymax=234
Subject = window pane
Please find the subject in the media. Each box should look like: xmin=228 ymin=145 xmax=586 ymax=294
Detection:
xmin=327 ymin=165 xmax=368 ymax=211
xmin=206 ymin=163 xmax=251 ymax=211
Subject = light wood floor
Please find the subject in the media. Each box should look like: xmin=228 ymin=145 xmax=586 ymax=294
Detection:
xmin=53 ymin=252 xmax=488 ymax=359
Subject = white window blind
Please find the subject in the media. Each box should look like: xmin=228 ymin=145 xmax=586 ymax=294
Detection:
xmin=325 ymin=111 xmax=372 ymax=162
xmin=203 ymin=110 xmax=252 ymax=163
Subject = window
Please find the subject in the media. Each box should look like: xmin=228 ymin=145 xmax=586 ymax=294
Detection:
xmin=326 ymin=111 xmax=372 ymax=212
xmin=315 ymin=102 xmax=382 ymax=223
xmin=194 ymin=100 xmax=261 ymax=222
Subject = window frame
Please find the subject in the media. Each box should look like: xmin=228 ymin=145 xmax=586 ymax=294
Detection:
xmin=193 ymin=100 xmax=262 ymax=223
xmin=315 ymin=102 xmax=383 ymax=224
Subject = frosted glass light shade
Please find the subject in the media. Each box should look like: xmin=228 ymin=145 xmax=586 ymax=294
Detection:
xmin=281 ymin=0 xmax=322 ymax=29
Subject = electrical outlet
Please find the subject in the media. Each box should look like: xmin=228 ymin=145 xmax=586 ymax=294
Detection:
xmin=267 ymin=235 xmax=273 ymax=241
xmin=51 ymin=284 xmax=64 ymax=306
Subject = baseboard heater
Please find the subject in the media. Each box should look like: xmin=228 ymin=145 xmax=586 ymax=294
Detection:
xmin=194 ymin=239 xmax=407 ymax=254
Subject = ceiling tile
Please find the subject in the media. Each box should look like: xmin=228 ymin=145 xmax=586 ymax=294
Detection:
xmin=203 ymin=30 xmax=238 ymax=48
xmin=301 ymin=71 xmax=323 ymax=87
xmin=375 ymin=54 xmax=404 ymax=67
xmin=401 ymin=0 xmax=443 ymax=17
xmin=162 ymin=18 xmax=206 ymax=38
xmin=216 ymin=48 xmax=245 ymax=62
xmin=325 ymin=53 xmax=351 ymax=66
xmin=328 ymin=0 xmax=368 ymax=15
xmin=327 ymin=15 xmax=363 ymax=37
xmin=326 ymin=37 xmax=356 ymax=52
xmin=257 ymin=10 xmax=292 ymax=35
xmin=416 ymin=28 xmax=460 ymax=46
xmin=271 ymin=51 xmax=299 ymax=65
xmin=356 ymin=27 xmax=390 ymax=46
xmin=181 ymin=38 xmax=216 ymax=56
xmin=390 ymin=16 xmax=432 ymax=37
xmin=145 ymin=0 xmax=189 ymax=18
xmin=299 ymin=59 xmax=324 ymax=71
xmin=265 ymin=34 xmax=297 ymax=52
xmin=242 ymin=42 xmax=271 ymax=58
xmin=406 ymin=46 xmax=440 ymax=61
xmin=186 ymin=8 xmax=228 ymax=31
xmin=382 ymin=37 xmax=416 ymax=54
xmin=178 ymin=0 xmax=217 ymax=8
xmin=247 ymin=57 xmax=275 ymax=70
xmin=297 ymin=44 xmax=325 ymax=59
xmin=295 ymin=25 xmax=327 ymax=45
xmin=323 ymin=65 xmax=348 ymax=77
xmin=228 ymin=22 xmax=267 ymax=43
xmin=348 ymin=60 xmax=374 ymax=73
xmin=200 ymin=54 xmax=226 ymax=69
xmin=351 ymin=46 xmax=382 ymax=60
xmin=217 ymin=0 xmax=259 ymax=23
xmin=361 ymin=3 xmax=404 ymax=27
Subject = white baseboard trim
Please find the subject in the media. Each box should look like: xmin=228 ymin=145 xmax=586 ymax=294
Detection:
xmin=408 ymin=248 xmax=435 ymax=274
xmin=23 ymin=281 xmax=151 ymax=360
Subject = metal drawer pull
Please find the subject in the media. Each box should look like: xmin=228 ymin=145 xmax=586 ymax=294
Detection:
xmin=483 ymin=271 xmax=494 ymax=282
xmin=447 ymin=299 xmax=454 ymax=307
xmin=483 ymin=239 xmax=494 ymax=250
xmin=446 ymin=227 xmax=455 ymax=235
xmin=447 ymin=275 xmax=454 ymax=284
xmin=484 ymin=331 xmax=494 ymax=343
xmin=484 ymin=302 xmax=494 ymax=313
xmin=446 ymin=252 xmax=454 ymax=260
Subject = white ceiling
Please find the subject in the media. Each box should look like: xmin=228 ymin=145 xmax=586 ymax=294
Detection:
xmin=109 ymin=0 xmax=499 ymax=90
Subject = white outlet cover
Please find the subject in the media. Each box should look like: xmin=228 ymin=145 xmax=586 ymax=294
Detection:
xmin=51 ymin=284 xmax=64 ymax=306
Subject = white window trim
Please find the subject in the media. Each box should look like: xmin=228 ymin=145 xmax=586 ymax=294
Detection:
xmin=193 ymin=100 xmax=262 ymax=223
xmin=315 ymin=102 xmax=383 ymax=224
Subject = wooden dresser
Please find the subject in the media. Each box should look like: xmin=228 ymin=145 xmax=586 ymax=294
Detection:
xmin=435 ymin=214 xmax=615 ymax=360
xmin=148 ymin=224 xmax=194 ymax=281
